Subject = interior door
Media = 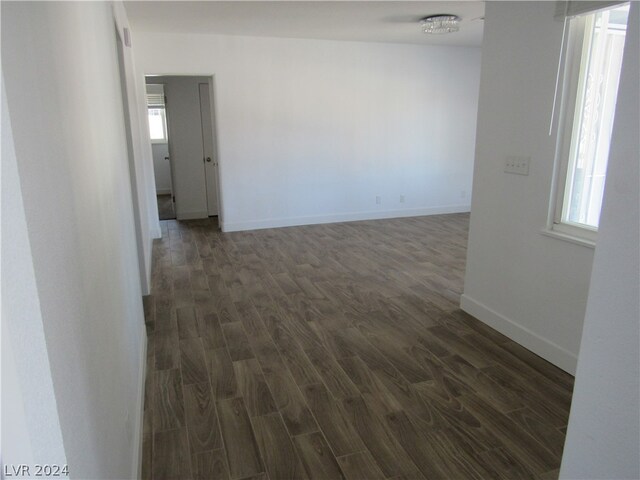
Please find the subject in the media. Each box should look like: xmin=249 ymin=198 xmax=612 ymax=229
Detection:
xmin=199 ymin=83 xmax=219 ymax=216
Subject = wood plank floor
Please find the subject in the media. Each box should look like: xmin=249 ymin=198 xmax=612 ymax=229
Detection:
xmin=142 ymin=214 xmax=574 ymax=480
xmin=157 ymin=194 xmax=176 ymax=221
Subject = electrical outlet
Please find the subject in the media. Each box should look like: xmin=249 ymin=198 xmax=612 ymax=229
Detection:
xmin=400 ymin=195 xmax=405 ymax=203
xmin=376 ymin=196 xmax=381 ymax=205
xmin=504 ymin=155 xmax=530 ymax=175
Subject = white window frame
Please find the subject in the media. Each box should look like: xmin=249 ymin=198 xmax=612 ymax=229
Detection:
xmin=548 ymin=4 xmax=628 ymax=247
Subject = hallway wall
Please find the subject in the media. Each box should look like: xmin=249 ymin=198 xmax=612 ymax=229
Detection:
xmin=113 ymin=3 xmax=162 ymax=292
xmin=1 ymin=2 xmax=148 ymax=477
xmin=2 ymin=78 xmax=67 ymax=473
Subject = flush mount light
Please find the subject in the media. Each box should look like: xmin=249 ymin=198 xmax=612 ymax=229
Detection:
xmin=420 ymin=14 xmax=461 ymax=34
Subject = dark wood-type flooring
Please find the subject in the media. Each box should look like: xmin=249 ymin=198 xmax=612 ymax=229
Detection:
xmin=142 ymin=213 xmax=574 ymax=480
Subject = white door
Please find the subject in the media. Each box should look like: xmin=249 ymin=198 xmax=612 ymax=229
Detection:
xmin=199 ymin=83 xmax=219 ymax=216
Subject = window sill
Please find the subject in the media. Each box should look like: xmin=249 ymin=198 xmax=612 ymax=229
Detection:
xmin=541 ymin=227 xmax=596 ymax=249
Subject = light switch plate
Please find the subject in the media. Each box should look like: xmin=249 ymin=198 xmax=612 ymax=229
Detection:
xmin=505 ymin=155 xmax=530 ymax=175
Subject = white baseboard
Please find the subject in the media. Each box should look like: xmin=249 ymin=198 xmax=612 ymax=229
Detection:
xmin=156 ymin=189 xmax=172 ymax=195
xmin=221 ymin=204 xmax=471 ymax=233
xmin=176 ymin=210 xmax=208 ymax=221
xmin=460 ymin=294 xmax=577 ymax=375
xmin=132 ymin=330 xmax=147 ymax=480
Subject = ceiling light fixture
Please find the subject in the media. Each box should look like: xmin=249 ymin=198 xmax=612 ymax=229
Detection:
xmin=420 ymin=14 xmax=461 ymax=34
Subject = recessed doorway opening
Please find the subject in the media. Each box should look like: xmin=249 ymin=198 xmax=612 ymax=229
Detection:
xmin=145 ymin=75 xmax=222 ymax=226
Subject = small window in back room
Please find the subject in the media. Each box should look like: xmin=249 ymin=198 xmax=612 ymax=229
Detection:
xmin=146 ymin=84 xmax=167 ymax=143
xmin=552 ymin=3 xmax=629 ymax=241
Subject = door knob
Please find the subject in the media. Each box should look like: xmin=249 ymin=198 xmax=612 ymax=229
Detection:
xmin=206 ymin=157 xmax=212 ymax=163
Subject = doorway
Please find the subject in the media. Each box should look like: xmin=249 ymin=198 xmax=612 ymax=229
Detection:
xmin=145 ymin=83 xmax=175 ymax=220
xmin=145 ymin=75 xmax=221 ymax=225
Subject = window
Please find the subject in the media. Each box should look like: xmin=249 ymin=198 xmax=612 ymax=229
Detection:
xmin=552 ymin=3 xmax=629 ymax=241
xmin=148 ymin=107 xmax=167 ymax=142
xmin=146 ymin=85 xmax=168 ymax=143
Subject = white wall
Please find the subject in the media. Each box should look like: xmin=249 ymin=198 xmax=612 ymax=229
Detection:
xmin=560 ymin=3 xmax=639 ymax=478
xmin=113 ymin=3 xmax=162 ymax=293
xmin=134 ymin=32 xmax=481 ymax=231
xmin=2 ymin=78 xmax=67 ymax=474
xmin=2 ymin=2 xmax=148 ymax=478
xmin=461 ymin=1 xmax=597 ymax=373
xmin=151 ymin=143 xmax=172 ymax=194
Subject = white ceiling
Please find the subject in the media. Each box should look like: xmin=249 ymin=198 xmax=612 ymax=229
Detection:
xmin=124 ymin=1 xmax=485 ymax=47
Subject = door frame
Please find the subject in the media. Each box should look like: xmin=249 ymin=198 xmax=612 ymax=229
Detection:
xmin=199 ymin=80 xmax=222 ymax=220
xmin=145 ymin=80 xmax=176 ymax=219
xmin=143 ymin=73 xmax=224 ymax=229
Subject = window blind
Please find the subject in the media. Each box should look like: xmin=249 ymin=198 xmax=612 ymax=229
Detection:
xmin=146 ymin=93 xmax=165 ymax=108
xmin=146 ymin=84 xmax=165 ymax=107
